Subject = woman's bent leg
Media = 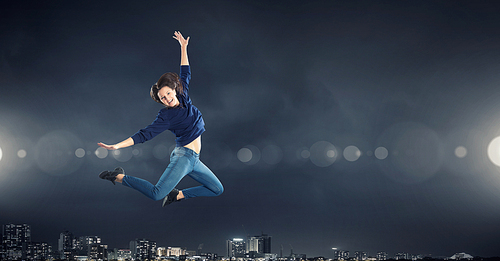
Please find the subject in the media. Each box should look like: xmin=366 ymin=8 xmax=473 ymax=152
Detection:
xmin=182 ymin=159 xmax=223 ymax=199
xmin=122 ymin=147 xmax=194 ymax=201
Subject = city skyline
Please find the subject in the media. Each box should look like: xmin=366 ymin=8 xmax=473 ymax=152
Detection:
xmin=2 ymin=0 xmax=500 ymax=258
xmin=0 ymin=222 xmax=487 ymax=260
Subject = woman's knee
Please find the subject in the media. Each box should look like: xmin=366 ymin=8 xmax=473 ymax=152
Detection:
xmin=215 ymin=184 xmax=224 ymax=196
xmin=150 ymin=187 xmax=169 ymax=201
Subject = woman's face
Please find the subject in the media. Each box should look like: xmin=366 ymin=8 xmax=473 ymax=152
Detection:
xmin=158 ymin=86 xmax=179 ymax=107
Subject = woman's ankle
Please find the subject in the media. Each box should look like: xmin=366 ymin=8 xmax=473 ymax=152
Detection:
xmin=177 ymin=190 xmax=184 ymax=200
xmin=115 ymin=174 xmax=125 ymax=183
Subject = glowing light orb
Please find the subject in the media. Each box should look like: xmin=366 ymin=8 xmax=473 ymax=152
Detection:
xmin=376 ymin=122 xmax=443 ymax=184
xmin=487 ymin=136 xmax=500 ymax=166
xmin=75 ymin=148 xmax=85 ymax=158
xmin=343 ymin=145 xmax=361 ymax=162
xmin=153 ymin=144 xmax=169 ymax=160
xmin=309 ymin=141 xmax=337 ymax=167
xmin=35 ymin=130 xmax=83 ymax=176
xmin=0 ymin=147 xmax=2 ymax=161
xmin=237 ymin=148 xmax=252 ymax=163
xmin=454 ymin=146 xmax=467 ymax=158
xmin=374 ymin=147 xmax=389 ymax=160
xmin=262 ymin=145 xmax=283 ymax=165
xmin=237 ymin=145 xmax=260 ymax=165
xmin=300 ymin=149 xmax=310 ymax=159
xmin=95 ymin=147 xmax=108 ymax=159
xmin=17 ymin=149 xmax=27 ymax=158
xmin=113 ymin=147 xmax=133 ymax=162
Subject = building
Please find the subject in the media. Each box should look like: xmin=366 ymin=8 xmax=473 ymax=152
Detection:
xmin=77 ymin=236 xmax=101 ymax=251
xmin=25 ymin=242 xmax=52 ymax=261
xmin=395 ymin=253 xmax=410 ymax=260
xmin=108 ymin=248 xmax=132 ymax=260
xmin=157 ymin=246 xmax=187 ymax=258
xmin=334 ymin=250 xmax=349 ymax=260
xmin=354 ymin=251 xmax=367 ymax=261
xmin=88 ymin=243 xmax=108 ymax=261
xmin=59 ymin=230 xmax=78 ymax=260
xmin=2 ymin=223 xmax=31 ymax=260
xmin=376 ymin=252 xmax=387 ymax=261
xmin=247 ymin=233 xmax=272 ymax=255
xmin=227 ymin=238 xmax=246 ymax=258
xmin=130 ymin=238 xmax=157 ymax=260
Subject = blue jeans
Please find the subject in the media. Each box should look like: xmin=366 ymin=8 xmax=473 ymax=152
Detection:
xmin=122 ymin=147 xmax=223 ymax=201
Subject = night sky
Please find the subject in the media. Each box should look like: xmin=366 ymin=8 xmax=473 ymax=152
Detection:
xmin=1 ymin=0 xmax=500 ymax=258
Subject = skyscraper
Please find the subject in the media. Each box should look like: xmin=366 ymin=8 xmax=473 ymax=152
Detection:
xmin=2 ymin=224 xmax=31 ymax=260
xmin=226 ymin=238 xmax=246 ymax=258
xmin=58 ymin=231 xmax=75 ymax=260
xmin=247 ymin=233 xmax=272 ymax=254
xmin=130 ymin=238 xmax=157 ymax=260
xmin=88 ymin=243 xmax=108 ymax=261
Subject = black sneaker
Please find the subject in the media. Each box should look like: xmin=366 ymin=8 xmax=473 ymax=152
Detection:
xmin=162 ymin=189 xmax=180 ymax=207
xmin=99 ymin=167 xmax=124 ymax=185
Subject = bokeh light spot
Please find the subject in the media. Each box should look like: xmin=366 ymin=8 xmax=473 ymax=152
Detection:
xmin=374 ymin=147 xmax=389 ymax=160
xmin=17 ymin=149 xmax=27 ymax=158
xmin=262 ymin=145 xmax=283 ymax=165
xmin=309 ymin=141 xmax=337 ymax=167
xmin=237 ymin=148 xmax=252 ymax=163
xmin=454 ymin=146 xmax=467 ymax=158
xmin=238 ymin=145 xmax=261 ymax=165
xmin=113 ymin=147 xmax=133 ymax=162
xmin=153 ymin=144 xmax=170 ymax=160
xmin=75 ymin=148 xmax=85 ymax=158
xmin=487 ymin=136 xmax=500 ymax=166
xmin=0 ymin=147 xmax=2 ymax=161
xmin=95 ymin=147 xmax=108 ymax=159
xmin=343 ymin=145 xmax=361 ymax=162
xmin=376 ymin=122 xmax=443 ymax=184
xmin=300 ymin=149 xmax=310 ymax=159
xmin=34 ymin=130 xmax=83 ymax=176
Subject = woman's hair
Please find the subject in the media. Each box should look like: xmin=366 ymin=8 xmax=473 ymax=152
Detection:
xmin=150 ymin=72 xmax=185 ymax=105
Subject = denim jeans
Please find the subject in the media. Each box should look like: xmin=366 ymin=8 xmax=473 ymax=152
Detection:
xmin=122 ymin=146 xmax=223 ymax=201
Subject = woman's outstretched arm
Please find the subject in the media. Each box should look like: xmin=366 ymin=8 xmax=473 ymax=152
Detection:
xmin=173 ymin=31 xmax=189 ymax=66
xmin=98 ymin=137 xmax=134 ymax=150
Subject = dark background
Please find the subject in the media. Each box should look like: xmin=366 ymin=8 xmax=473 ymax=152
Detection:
xmin=1 ymin=0 xmax=500 ymax=258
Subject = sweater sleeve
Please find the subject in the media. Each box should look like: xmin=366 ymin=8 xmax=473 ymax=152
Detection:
xmin=180 ymin=65 xmax=191 ymax=95
xmin=130 ymin=110 xmax=170 ymax=144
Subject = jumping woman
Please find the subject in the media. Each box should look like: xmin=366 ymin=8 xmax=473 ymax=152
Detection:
xmin=97 ymin=31 xmax=223 ymax=207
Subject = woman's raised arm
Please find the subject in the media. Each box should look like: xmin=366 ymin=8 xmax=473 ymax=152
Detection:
xmin=173 ymin=31 xmax=189 ymax=66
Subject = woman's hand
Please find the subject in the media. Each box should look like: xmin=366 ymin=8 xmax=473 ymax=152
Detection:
xmin=173 ymin=31 xmax=190 ymax=66
xmin=97 ymin=137 xmax=134 ymax=151
xmin=173 ymin=31 xmax=189 ymax=47
xmin=97 ymin=142 xmax=119 ymax=150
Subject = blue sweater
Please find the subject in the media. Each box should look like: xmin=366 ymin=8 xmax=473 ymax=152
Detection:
xmin=131 ymin=65 xmax=205 ymax=147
